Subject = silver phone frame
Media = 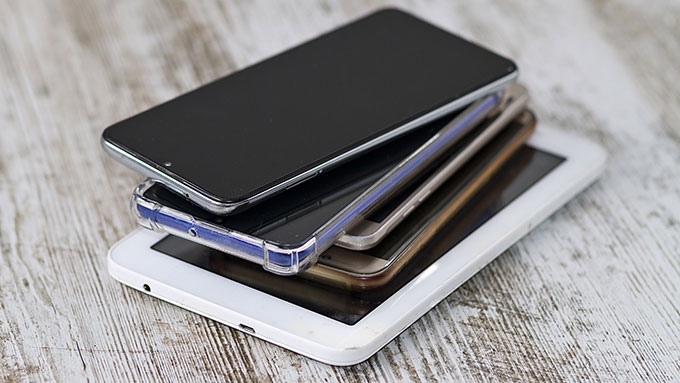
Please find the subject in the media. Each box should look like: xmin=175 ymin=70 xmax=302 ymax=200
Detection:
xmin=336 ymin=83 xmax=529 ymax=250
xmin=101 ymin=72 xmax=518 ymax=215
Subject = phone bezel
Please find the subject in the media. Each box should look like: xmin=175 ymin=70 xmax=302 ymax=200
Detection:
xmin=336 ymin=83 xmax=529 ymax=250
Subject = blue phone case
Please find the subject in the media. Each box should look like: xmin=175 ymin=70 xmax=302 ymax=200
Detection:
xmin=131 ymin=92 xmax=503 ymax=275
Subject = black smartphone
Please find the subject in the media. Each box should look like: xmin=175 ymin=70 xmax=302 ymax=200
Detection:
xmin=102 ymin=8 xmax=517 ymax=215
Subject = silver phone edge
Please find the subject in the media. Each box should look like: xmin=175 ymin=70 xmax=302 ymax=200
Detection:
xmin=336 ymin=83 xmax=529 ymax=251
xmin=101 ymin=71 xmax=519 ymax=215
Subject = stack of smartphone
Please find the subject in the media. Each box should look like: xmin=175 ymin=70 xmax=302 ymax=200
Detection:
xmin=102 ymin=9 xmax=532 ymax=291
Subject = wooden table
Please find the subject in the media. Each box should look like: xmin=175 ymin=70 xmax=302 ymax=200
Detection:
xmin=1 ymin=1 xmax=679 ymax=381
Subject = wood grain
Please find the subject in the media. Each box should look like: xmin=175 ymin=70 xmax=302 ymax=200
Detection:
xmin=1 ymin=0 xmax=679 ymax=381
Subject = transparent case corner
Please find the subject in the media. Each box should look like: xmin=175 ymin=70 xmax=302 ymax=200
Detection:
xmin=130 ymin=179 xmax=317 ymax=276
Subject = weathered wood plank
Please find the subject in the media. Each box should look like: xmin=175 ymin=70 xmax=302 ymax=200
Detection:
xmin=0 ymin=0 xmax=679 ymax=381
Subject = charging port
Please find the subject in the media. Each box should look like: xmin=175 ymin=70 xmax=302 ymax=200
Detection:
xmin=239 ymin=324 xmax=255 ymax=334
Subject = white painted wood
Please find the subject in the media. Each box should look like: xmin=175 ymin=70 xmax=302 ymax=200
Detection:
xmin=0 ymin=0 xmax=678 ymax=381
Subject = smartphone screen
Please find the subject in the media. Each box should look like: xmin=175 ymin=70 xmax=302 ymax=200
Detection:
xmin=151 ymin=145 xmax=565 ymax=325
xmin=103 ymin=9 xmax=516 ymax=210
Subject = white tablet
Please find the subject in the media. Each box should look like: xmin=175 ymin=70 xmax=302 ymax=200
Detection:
xmin=107 ymin=127 xmax=606 ymax=366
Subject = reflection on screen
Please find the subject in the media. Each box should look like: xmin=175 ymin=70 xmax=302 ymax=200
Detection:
xmin=152 ymin=145 xmax=564 ymax=325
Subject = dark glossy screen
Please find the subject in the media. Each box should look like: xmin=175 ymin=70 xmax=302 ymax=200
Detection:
xmin=152 ymin=145 xmax=564 ymax=325
xmin=104 ymin=9 xmax=516 ymax=205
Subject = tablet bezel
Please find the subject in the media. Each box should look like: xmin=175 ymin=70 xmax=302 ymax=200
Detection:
xmin=108 ymin=127 xmax=606 ymax=366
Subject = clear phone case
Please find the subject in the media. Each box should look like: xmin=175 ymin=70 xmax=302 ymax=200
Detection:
xmin=131 ymin=92 xmax=504 ymax=275
xmin=132 ymin=180 xmax=317 ymax=275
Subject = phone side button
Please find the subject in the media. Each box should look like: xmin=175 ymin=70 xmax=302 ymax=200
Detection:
xmin=285 ymin=173 xmax=317 ymax=190
xmin=417 ymin=189 xmax=433 ymax=203
xmin=402 ymin=204 xmax=416 ymax=218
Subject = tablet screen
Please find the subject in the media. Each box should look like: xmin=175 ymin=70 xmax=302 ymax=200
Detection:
xmin=152 ymin=145 xmax=564 ymax=325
